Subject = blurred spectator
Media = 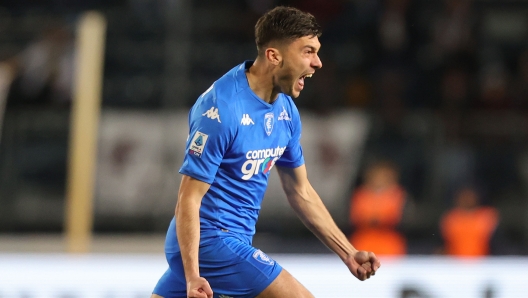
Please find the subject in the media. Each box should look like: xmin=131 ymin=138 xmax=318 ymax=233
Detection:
xmin=377 ymin=67 xmax=407 ymax=122
xmin=439 ymin=186 xmax=499 ymax=257
xmin=512 ymin=49 xmax=528 ymax=110
xmin=434 ymin=63 xmax=476 ymax=203
xmin=377 ymin=0 xmax=411 ymax=56
xmin=439 ymin=63 xmax=472 ymax=111
xmin=289 ymin=0 xmax=344 ymax=28
xmin=474 ymin=61 xmax=513 ymax=111
xmin=344 ymin=74 xmax=372 ymax=108
xmin=366 ymin=65 xmax=428 ymax=200
xmin=5 ymin=23 xmax=74 ymax=107
xmin=430 ymin=0 xmax=476 ymax=64
xmin=349 ymin=160 xmax=412 ymax=256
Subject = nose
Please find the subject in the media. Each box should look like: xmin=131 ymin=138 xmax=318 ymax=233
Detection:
xmin=312 ymin=54 xmax=322 ymax=69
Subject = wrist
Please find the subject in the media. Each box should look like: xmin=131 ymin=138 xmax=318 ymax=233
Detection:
xmin=341 ymin=248 xmax=358 ymax=263
xmin=184 ymin=268 xmax=201 ymax=281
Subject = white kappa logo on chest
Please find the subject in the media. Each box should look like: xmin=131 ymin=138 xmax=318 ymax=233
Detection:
xmin=241 ymin=114 xmax=254 ymax=125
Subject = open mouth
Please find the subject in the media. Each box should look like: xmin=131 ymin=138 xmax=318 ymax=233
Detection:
xmin=298 ymin=73 xmax=313 ymax=89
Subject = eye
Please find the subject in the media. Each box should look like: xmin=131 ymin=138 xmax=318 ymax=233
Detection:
xmin=303 ymin=47 xmax=315 ymax=54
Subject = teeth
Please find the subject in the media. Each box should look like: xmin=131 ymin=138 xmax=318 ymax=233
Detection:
xmin=305 ymin=74 xmax=312 ymax=78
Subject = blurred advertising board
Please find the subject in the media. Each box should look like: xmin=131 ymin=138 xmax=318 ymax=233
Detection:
xmin=95 ymin=110 xmax=369 ymax=228
xmin=0 ymin=254 xmax=527 ymax=298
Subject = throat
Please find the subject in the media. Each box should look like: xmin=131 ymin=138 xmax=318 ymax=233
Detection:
xmin=246 ymin=76 xmax=272 ymax=104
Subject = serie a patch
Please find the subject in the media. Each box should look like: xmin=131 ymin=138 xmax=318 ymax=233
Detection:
xmin=189 ymin=131 xmax=208 ymax=158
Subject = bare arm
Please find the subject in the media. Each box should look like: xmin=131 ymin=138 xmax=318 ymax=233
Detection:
xmin=277 ymin=165 xmax=380 ymax=280
xmin=175 ymin=174 xmax=213 ymax=297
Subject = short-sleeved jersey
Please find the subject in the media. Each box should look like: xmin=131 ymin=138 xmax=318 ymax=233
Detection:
xmin=165 ymin=61 xmax=304 ymax=253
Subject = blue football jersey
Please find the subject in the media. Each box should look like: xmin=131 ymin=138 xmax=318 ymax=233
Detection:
xmin=165 ymin=61 xmax=304 ymax=253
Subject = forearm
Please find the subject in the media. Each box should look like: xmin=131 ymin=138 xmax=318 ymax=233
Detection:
xmin=175 ymin=198 xmax=202 ymax=281
xmin=288 ymin=185 xmax=358 ymax=261
xmin=174 ymin=175 xmax=210 ymax=282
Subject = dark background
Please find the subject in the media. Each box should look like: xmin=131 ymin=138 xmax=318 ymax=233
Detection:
xmin=1 ymin=0 xmax=528 ymax=255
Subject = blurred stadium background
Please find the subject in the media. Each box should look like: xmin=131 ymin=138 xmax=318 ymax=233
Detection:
xmin=1 ymin=0 xmax=528 ymax=297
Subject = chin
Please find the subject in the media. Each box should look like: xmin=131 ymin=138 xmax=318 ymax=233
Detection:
xmin=284 ymin=91 xmax=300 ymax=98
xmin=279 ymin=83 xmax=301 ymax=98
xmin=285 ymin=87 xmax=301 ymax=98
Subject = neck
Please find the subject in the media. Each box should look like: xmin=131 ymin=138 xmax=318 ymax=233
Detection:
xmin=246 ymin=57 xmax=280 ymax=104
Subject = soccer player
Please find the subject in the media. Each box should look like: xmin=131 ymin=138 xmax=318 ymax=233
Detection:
xmin=151 ymin=6 xmax=380 ymax=298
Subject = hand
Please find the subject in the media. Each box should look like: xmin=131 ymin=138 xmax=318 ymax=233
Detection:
xmin=187 ymin=276 xmax=213 ymax=298
xmin=345 ymin=250 xmax=381 ymax=281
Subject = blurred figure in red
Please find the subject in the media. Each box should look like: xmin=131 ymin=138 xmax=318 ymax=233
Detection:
xmin=349 ymin=160 xmax=409 ymax=256
xmin=440 ymin=186 xmax=499 ymax=257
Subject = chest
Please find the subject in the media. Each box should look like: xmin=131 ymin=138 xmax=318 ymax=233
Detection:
xmin=232 ymin=108 xmax=292 ymax=154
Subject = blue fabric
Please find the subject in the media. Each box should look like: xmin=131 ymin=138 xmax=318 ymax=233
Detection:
xmin=166 ymin=61 xmax=304 ymax=254
xmin=157 ymin=61 xmax=304 ymax=296
xmin=153 ymin=232 xmax=283 ymax=298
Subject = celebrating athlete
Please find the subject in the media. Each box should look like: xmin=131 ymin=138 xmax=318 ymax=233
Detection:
xmin=151 ymin=6 xmax=380 ymax=298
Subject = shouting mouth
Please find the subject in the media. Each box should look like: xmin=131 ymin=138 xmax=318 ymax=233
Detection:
xmin=297 ymin=73 xmax=313 ymax=90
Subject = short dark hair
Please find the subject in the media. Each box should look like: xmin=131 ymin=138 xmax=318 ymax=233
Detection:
xmin=255 ymin=6 xmax=322 ymax=55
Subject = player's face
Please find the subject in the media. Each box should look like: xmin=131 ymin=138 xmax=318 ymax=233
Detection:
xmin=276 ymin=36 xmax=322 ymax=98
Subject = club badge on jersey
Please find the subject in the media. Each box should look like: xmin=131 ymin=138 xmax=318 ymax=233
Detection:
xmin=264 ymin=112 xmax=274 ymax=136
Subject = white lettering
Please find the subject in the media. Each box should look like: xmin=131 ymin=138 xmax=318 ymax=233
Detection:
xmin=241 ymin=160 xmax=257 ymax=180
xmin=240 ymin=146 xmax=287 ymax=180
xmin=255 ymin=159 xmax=265 ymax=174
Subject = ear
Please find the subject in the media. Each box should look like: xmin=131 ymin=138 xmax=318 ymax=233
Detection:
xmin=265 ymin=47 xmax=282 ymax=66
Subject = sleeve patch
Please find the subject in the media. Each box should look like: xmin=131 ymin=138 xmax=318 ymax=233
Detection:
xmin=188 ymin=131 xmax=209 ymax=158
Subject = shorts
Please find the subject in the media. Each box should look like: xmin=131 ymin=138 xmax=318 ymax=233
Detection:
xmin=153 ymin=233 xmax=283 ymax=298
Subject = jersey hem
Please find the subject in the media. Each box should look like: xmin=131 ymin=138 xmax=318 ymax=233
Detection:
xmin=178 ymin=169 xmax=214 ymax=184
xmin=275 ymin=159 xmax=305 ymax=169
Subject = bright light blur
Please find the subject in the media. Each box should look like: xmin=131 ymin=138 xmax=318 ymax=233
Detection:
xmin=0 ymin=254 xmax=527 ymax=298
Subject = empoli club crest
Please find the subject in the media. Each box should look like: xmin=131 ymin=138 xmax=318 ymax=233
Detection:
xmin=264 ymin=112 xmax=274 ymax=136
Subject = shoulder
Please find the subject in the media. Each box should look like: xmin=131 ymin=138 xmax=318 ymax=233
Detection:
xmin=479 ymin=207 xmax=499 ymax=220
xmin=191 ymin=67 xmax=244 ymax=126
xmin=201 ymin=64 xmax=248 ymax=110
xmin=190 ymin=89 xmax=235 ymax=130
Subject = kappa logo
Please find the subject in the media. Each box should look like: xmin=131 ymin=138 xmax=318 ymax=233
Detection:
xmin=278 ymin=106 xmax=291 ymax=121
xmin=252 ymin=249 xmax=275 ymax=266
xmin=202 ymin=106 xmax=221 ymax=123
xmin=240 ymin=114 xmax=254 ymax=125
xmin=264 ymin=112 xmax=274 ymax=136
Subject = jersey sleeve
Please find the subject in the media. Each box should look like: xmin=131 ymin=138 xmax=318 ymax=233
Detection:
xmin=179 ymin=84 xmax=235 ymax=184
xmin=275 ymin=104 xmax=305 ymax=168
